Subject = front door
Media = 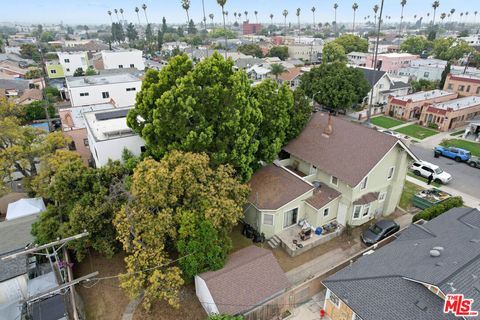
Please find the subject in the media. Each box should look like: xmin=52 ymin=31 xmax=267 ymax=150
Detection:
xmin=337 ymin=203 xmax=347 ymax=226
xmin=283 ymin=208 xmax=298 ymax=228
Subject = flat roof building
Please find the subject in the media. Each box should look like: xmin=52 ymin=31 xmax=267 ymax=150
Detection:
xmin=421 ymin=96 xmax=480 ymax=131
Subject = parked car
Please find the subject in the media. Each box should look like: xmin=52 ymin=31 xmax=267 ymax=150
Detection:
xmin=379 ymin=129 xmax=402 ymax=139
xmin=409 ymin=160 xmax=452 ymax=184
xmin=434 ymin=146 xmax=471 ymax=162
xmin=361 ymin=220 xmax=400 ymax=246
xmin=467 ymin=156 xmax=480 ymax=168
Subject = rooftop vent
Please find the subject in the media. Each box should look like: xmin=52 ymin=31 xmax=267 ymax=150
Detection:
xmin=415 ymin=300 xmax=428 ymax=311
xmin=312 ymin=181 xmax=322 ymax=189
xmin=430 ymin=249 xmax=441 ymax=257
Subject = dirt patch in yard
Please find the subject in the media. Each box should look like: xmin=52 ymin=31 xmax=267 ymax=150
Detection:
xmin=133 ymin=284 xmax=206 ymax=320
xmin=73 ymin=250 xmax=130 ymax=320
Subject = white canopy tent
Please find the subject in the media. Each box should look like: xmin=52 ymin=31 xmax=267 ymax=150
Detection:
xmin=6 ymin=198 xmax=46 ymax=221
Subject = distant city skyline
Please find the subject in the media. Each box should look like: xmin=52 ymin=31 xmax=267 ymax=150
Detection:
xmin=1 ymin=0 xmax=478 ymax=26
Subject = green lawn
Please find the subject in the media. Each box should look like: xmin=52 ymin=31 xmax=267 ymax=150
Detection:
xmin=450 ymin=130 xmax=465 ymax=136
xmin=440 ymin=139 xmax=480 ymax=157
xmin=407 ymin=172 xmax=442 ymax=188
xmin=399 ymin=181 xmax=424 ymax=211
xmin=370 ymin=116 xmax=405 ymax=129
xmin=396 ymin=124 xmax=438 ymax=140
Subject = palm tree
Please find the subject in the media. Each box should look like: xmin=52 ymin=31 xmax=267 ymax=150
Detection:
xmin=312 ymin=7 xmax=316 ymax=30
xmin=296 ymin=8 xmax=301 ymax=30
xmin=209 ymin=13 xmax=214 ymax=26
xmin=270 ymin=14 xmax=274 ymax=26
xmin=244 ymin=11 xmax=249 ymax=22
xmin=107 ymin=10 xmax=113 ymax=23
xmin=114 ymin=9 xmax=119 ymax=22
xmin=432 ymin=1 xmax=440 ymax=25
xmin=134 ymin=7 xmax=141 ymax=25
xmin=181 ymin=0 xmax=191 ymax=25
xmin=440 ymin=12 xmax=446 ymax=26
xmin=352 ymin=3 xmax=359 ymax=32
xmin=460 ymin=12 xmax=464 ymax=23
xmin=474 ymin=11 xmax=478 ymax=24
xmin=270 ymin=63 xmax=287 ymax=80
xmin=217 ymin=0 xmax=228 ymax=59
xmin=334 ymin=3 xmax=339 ymax=35
xmin=225 ymin=11 xmax=229 ymax=26
xmin=142 ymin=4 xmax=149 ymax=25
xmin=238 ymin=12 xmax=242 ymax=22
xmin=254 ymin=11 xmax=258 ymax=24
xmin=373 ymin=5 xmax=379 ymax=28
xmin=465 ymin=11 xmax=469 ymax=23
xmin=119 ymin=8 xmax=125 ymax=23
xmin=282 ymin=9 xmax=288 ymax=41
xmin=450 ymin=8 xmax=455 ymax=23
xmin=399 ymin=0 xmax=407 ymax=34
xmin=234 ymin=12 xmax=238 ymax=23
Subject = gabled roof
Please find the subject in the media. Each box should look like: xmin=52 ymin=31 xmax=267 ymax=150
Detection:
xmin=248 ymin=164 xmax=313 ymax=210
xmin=199 ymin=246 xmax=289 ymax=315
xmin=324 ymin=208 xmax=480 ymax=320
xmin=360 ymin=67 xmax=387 ymax=87
xmin=283 ymin=113 xmax=416 ymax=187
xmin=277 ymin=67 xmax=303 ymax=82
xmin=306 ymin=184 xmax=341 ymax=210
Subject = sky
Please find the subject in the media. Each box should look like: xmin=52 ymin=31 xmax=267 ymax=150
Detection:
xmin=0 ymin=0 xmax=478 ymax=26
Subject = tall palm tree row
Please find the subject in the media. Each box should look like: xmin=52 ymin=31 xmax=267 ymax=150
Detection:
xmin=282 ymin=9 xmax=288 ymax=40
xmin=244 ymin=11 xmax=249 ymax=22
xmin=449 ymin=8 xmax=455 ymax=23
xmin=399 ymin=0 xmax=407 ymax=34
xmin=119 ymin=8 xmax=125 ymax=23
xmin=107 ymin=10 xmax=113 ymax=23
xmin=114 ymin=9 xmax=119 ymax=22
xmin=352 ymin=3 xmax=359 ymax=32
xmin=296 ymin=8 xmax=301 ymax=30
xmin=254 ymin=11 xmax=258 ymax=24
xmin=134 ymin=7 xmax=141 ymax=25
xmin=270 ymin=14 xmax=274 ymax=26
xmin=432 ymin=1 xmax=440 ymax=25
xmin=373 ymin=5 xmax=379 ymax=29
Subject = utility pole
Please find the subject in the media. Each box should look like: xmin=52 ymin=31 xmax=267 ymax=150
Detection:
xmin=366 ymin=0 xmax=384 ymax=123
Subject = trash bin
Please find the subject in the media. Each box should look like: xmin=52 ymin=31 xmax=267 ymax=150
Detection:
xmin=315 ymin=227 xmax=323 ymax=235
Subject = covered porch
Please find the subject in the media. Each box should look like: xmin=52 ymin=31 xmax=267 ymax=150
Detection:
xmin=275 ymin=222 xmax=344 ymax=257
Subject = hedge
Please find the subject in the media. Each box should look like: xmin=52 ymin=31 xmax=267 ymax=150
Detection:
xmin=412 ymin=196 xmax=464 ymax=222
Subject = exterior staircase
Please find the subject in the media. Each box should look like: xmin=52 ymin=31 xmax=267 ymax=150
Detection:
xmin=267 ymin=235 xmax=282 ymax=249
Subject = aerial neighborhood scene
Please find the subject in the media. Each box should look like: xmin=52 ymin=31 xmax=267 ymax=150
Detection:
xmin=1 ymin=0 xmax=480 ymax=319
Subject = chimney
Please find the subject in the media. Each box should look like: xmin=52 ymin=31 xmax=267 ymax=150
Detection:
xmin=322 ymin=114 xmax=333 ymax=137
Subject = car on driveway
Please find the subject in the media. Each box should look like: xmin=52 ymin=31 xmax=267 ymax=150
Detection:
xmin=379 ymin=129 xmax=402 ymax=139
xmin=361 ymin=220 xmax=400 ymax=246
xmin=434 ymin=146 xmax=471 ymax=162
xmin=409 ymin=160 xmax=452 ymax=184
xmin=467 ymin=156 xmax=480 ymax=169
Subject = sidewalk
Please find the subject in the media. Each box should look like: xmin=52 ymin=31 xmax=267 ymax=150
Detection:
xmin=415 ymin=131 xmax=452 ymax=148
xmin=406 ymin=175 xmax=480 ymax=208
xmin=389 ymin=121 xmax=417 ymax=131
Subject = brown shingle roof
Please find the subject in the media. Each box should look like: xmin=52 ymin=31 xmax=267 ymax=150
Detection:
xmin=248 ymin=164 xmax=313 ymax=210
xmin=277 ymin=67 xmax=302 ymax=82
xmin=353 ymin=192 xmax=379 ymax=205
xmin=17 ymin=89 xmax=42 ymax=104
xmin=283 ymin=113 xmax=399 ymax=187
xmin=306 ymin=184 xmax=342 ymax=209
xmin=199 ymin=246 xmax=289 ymax=315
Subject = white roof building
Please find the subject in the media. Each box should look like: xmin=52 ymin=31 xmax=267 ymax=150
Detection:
xmin=6 ymin=198 xmax=46 ymax=221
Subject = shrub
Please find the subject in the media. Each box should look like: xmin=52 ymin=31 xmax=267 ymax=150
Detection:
xmin=427 ymin=122 xmax=438 ymax=129
xmin=412 ymin=196 xmax=464 ymax=222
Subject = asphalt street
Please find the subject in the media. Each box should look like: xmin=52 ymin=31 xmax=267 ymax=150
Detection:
xmin=409 ymin=144 xmax=480 ymax=199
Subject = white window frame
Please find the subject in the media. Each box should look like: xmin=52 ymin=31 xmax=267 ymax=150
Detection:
xmin=326 ymin=289 xmax=341 ymax=308
xmin=283 ymin=208 xmax=299 ymax=229
xmin=387 ymin=166 xmax=395 ymax=180
xmin=262 ymin=213 xmax=274 ymax=226
xmin=352 ymin=205 xmax=362 ymax=220
xmin=362 ymin=203 xmax=371 ymax=217
xmin=323 ymin=207 xmax=330 ymax=217
xmin=331 ymin=176 xmax=338 ymax=186
xmin=360 ymin=176 xmax=368 ymax=190
xmin=378 ymin=192 xmax=387 ymax=202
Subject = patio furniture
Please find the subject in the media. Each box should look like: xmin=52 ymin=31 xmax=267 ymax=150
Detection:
xmin=300 ymin=228 xmax=312 ymax=241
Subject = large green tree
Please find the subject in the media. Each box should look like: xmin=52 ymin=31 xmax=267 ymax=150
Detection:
xmin=128 ymin=52 xmax=295 ymax=181
xmin=400 ymin=36 xmax=432 ymax=55
xmin=300 ymin=62 xmax=370 ymax=111
xmin=268 ymin=46 xmax=289 ymax=60
xmin=332 ymin=34 xmax=368 ymax=53
xmin=322 ymin=42 xmax=347 ymax=63
xmin=286 ymin=88 xmax=313 ymax=141
xmin=432 ymin=38 xmax=473 ymax=61
xmin=114 ymin=152 xmax=249 ymax=309
xmin=237 ymin=43 xmax=263 ymax=57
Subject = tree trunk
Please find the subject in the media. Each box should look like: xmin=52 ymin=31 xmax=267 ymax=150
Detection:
xmin=222 ymin=8 xmax=227 ymax=59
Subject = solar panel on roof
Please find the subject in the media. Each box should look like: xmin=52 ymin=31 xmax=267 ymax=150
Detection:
xmin=95 ymin=109 xmax=130 ymax=121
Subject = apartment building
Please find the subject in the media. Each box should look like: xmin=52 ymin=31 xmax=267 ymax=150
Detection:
xmin=83 ymin=107 xmax=145 ymax=167
xmin=347 ymin=51 xmax=368 ymax=67
xmin=366 ymin=53 xmax=418 ymax=75
xmin=57 ymin=51 xmax=89 ymax=77
xmin=101 ymin=49 xmax=145 ymax=71
xmin=65 ymin=73 xmax=141 ymax=107
xmin=386 ymin=89 xmax=457 ymax=120
xmin=288 ymin=44 xmax=323 ymax=62
xmin=443 ymin=73 xmax=480 ymax=97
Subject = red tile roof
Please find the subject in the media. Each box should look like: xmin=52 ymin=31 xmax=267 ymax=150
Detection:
xmin=425 ymin=106 xmax=447 ymax=115
xmin=199 ymin=246 xmax=289 ymax=315
xmin=389 ymin=97 xmax=408 ymax=106
xmin=278 ymin=67 xmax=302 ymax=82
xmin=448 ymin=74 xmax=480 ymax=84
xmin=248 ymin=165 xmax=312 ymax=210
xmin=283 ymin=113 xmax=401 ymax=187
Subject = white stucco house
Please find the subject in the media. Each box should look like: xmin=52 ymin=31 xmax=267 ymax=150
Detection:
xmin=101 ymin=49 xmax=145 ymax=71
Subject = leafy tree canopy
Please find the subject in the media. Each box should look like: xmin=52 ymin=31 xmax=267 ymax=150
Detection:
xmin=400 ymin=36 xmax=432 ymax=55
xmin=268 ymin=46 xmax=289 ymax=60
xmin=322 ymin=42 xmax=347 ymax=64
xmin=300 ymin=62 xmax=370 ymax=111
xmin=113 ymin=152 xmax=249 ymax=309
xmin=332 ymin=34 xmax=368 ymax=53
xmin=237 ymin=44 xmax=263 ymax=58
xmin=411 ymin=79 xmax=439 ymax=92
xmin=209 ymin=28 xmax=236 ymax=39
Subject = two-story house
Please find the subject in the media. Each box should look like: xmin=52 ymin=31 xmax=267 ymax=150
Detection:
xmin=245 ymin=113 xmax=417 ymax=250
xmin=322 ymin=207 xmax=480 ymax=320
